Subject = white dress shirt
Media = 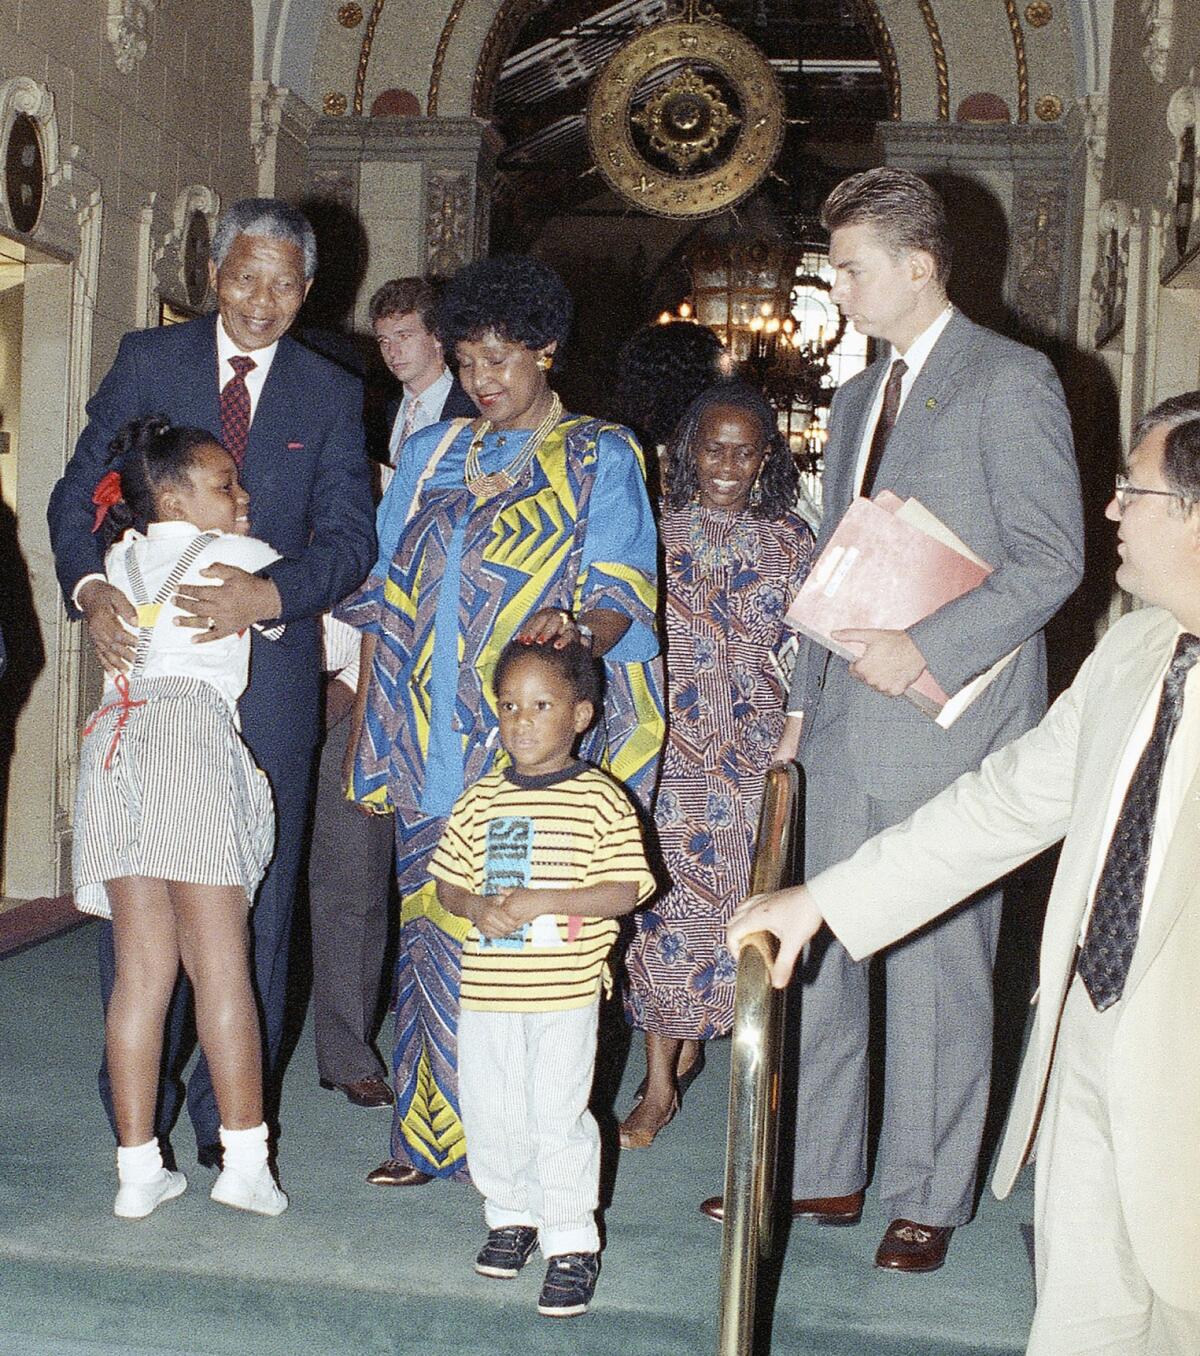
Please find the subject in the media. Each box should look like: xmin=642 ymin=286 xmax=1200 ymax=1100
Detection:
xmin=103 ymin=521 xmax=281 ymax=718
xmin=383 ymin=367 xmax=456 ymax=491
xmin=852 ymin=305 xmax=954 ymax=497
xmin=215 ymin=316 xmax=278 ymax=423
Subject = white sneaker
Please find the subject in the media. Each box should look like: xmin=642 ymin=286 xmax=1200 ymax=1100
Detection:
xmin=210 ymin=1164 xmax=288 ymax=1216
xmin=114 ymin=1168 xmax=188 ymax=1219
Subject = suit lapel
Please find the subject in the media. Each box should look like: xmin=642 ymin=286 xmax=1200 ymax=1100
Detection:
xmin=873 ymin=312 xmax=978 ymax=489
xmin=241 ymin=335 xmax=301 ymax=491
xmin=824 ymin=364 xmax=884 ymax=531
xmin=176 ymin=315 xmax=222 ymax=434
xmin=1125 ymin=688 xmax=1200 ymax=996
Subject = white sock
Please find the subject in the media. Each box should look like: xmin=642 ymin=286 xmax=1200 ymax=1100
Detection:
xmin=219 ymin=1122 xmax=269 ymax=1174
xmin=116 ymin=1138 xmax=163 ymax=1185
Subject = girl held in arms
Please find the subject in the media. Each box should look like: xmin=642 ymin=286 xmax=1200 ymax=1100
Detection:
xmin=75 ymin=416 xmax=287 ymax=1219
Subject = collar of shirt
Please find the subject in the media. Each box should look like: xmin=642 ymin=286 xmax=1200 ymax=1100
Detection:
xmin=216 ymin=316 xmax=278 ymax=422
xmin=390 ymin=366 xmax=454 ymax=461
xmin=891 ymin=303 xmax=954 ymax=408
xmin=852 ymin=305 xmax=954 ymax=497
xmin=146 ymin=520 xmax=210 ymax=540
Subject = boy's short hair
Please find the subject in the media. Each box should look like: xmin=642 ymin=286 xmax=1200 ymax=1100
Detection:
xmin=493 ymin=637 xmax=602 ymax=709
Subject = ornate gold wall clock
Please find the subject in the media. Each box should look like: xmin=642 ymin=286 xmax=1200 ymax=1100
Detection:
xmin=586 ymin=2 xmax=785 ymax=219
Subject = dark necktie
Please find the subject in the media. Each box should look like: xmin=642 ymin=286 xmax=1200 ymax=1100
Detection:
xmin=860 ymin=358 xmax=908 ymax=498
xmin=220 ymin=355 xmax=257 ymax=466
xmin=1077 ymin=631 xmax=1200 ymax=1011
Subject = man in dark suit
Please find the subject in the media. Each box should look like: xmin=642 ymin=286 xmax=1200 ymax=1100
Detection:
xmin=369 ymin=276 xmax=475 ymax=490
xmin=47 ymin=197 xmax=376 ymax=1166
xmin=703 ymin=169 xmax=1083 ymax=1271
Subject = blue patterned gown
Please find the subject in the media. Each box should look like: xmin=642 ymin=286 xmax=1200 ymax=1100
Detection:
xmin=338 ymin=414 xmax=665 ymax=1178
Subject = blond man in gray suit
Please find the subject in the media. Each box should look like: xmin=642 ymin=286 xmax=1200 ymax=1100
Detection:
xmin=733 ymin=393 xmax=1200 ymax=1355
xmin=707 ymin=170 xmax=1083 ymax=1271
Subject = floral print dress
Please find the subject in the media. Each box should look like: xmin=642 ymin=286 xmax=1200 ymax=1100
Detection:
xmin=624 ymin=504 xmax=813 ymax=1038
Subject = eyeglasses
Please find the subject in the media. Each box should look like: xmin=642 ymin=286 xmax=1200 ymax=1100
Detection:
xmin=1113 ymin=474 xmax=1189 ymax=512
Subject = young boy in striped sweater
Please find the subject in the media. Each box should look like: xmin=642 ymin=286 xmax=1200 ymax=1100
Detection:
xmin=431 ymin=638 xmax=655 ymax=1318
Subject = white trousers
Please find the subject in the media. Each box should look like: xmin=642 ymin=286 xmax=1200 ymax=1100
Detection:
xmin=458 ymin=1000 xmax=601 ymax=1259
xmin=1027 ymin=976 xmax=1200 ymax=1356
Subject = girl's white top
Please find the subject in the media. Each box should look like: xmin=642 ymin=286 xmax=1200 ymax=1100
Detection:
xmin=102 ymin=520 xmax=282 ymax=716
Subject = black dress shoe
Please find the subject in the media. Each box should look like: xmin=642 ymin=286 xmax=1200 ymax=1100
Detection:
xmin=366 ymin=1159 xmax=434 ymax=1187
xmin=197 ymin=1142 xmax=222 ymax=1170
xmin=699 ymin=1188 xmax=864 ymax=1225
xmin=874 ymin=1219 xmax=954 ymax=1272
xmin=320 ymin=1075 xmax=395 ymax=1108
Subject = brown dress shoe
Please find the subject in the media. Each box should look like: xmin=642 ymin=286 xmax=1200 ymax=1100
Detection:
xmin=792 ymin=1190 xmax=864 ymax=1225
xmin=874 ymin=1218 xmax=954 ymax=1272
xmin=699 ymin=1189 xmax=863 ymax=1225
xmin=320 ymin=1076 xmax=395 ymax=1109
xmin=366 ymin=1159 xmax=434 ymax=1187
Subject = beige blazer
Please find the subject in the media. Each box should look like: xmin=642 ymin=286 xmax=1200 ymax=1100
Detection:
xmin=809 ymin=605 xmax=1200 ymax=1310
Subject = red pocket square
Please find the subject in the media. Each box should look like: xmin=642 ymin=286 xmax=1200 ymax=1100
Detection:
xmin=287 ymin=440 xmax=305 ymax=450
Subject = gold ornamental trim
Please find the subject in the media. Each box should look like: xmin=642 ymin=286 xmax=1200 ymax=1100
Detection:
xmin=586 ymin=15 xmax=785 ymax=219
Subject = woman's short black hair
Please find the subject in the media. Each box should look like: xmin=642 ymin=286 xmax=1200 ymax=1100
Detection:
xmin=435 ymin=254 xmax=573 ymax=353
xmin=492 ymin=636 xmax=602 ymax=710
xmin=663 ymin=382 xmax=799 ymax=520
xmin=100 ymin=416 xmax=224 ymax=546
xmin=615 ymin=321 xmax=728 ymax=447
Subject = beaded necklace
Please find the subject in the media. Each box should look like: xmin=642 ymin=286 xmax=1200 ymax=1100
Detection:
xmin=463 ymin=393 xmax=563 ymax=497
xmin=687 ymin=501 xmax=757 ymax=572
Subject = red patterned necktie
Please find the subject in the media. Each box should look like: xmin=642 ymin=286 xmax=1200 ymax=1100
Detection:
xmin=220 ymin=354 xmax=256 ymax=466
xmin=860 ymin=357 xmax=908 ymax=498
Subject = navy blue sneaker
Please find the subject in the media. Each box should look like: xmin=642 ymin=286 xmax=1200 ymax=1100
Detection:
xmin=475 ymin=1226 xmax=539 ymax=1279
xmin=537 ymin=1251 xmax=600 ymax=1317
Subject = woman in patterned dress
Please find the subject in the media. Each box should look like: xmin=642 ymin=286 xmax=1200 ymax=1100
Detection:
xmin=338 ymin=255 xmax=665 ymax=1185
xmin=620 ymin=383 xmax=813 ymax=1148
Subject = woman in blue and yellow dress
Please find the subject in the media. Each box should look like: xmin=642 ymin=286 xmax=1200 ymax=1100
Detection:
xmin=338 ymin=255 xmax=665 ymax=1186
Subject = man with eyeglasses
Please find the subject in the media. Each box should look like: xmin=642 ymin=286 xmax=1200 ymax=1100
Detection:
xmin=731 ymin=390 xmax=1200 ymax=1356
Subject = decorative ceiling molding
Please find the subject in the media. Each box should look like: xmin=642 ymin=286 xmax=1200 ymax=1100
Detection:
xmin=431 ymin=0 xmax=474 ymax=116
xmin=1002 ymin=0 xmax=1030 ymax=122
xmin=854 ymin=0 xmax=901 ymax=119
xmin=354 ymin=0 xmax=389 ymax=113
xmin=914 ymin=0 xmax=949 ymax=120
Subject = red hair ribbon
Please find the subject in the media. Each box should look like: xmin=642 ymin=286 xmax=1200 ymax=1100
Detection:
xmin=82 ymin=672 xmax=146 ymax=771
xmin=91 ymin=470 xmax=124 ymax=533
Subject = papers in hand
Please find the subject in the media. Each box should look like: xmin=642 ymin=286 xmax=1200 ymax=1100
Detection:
xmin=785 ymin=491 xmax=1018 ymax=728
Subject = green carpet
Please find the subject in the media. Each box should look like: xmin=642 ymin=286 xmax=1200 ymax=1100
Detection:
xmin=0 ymin=925 xmax=1033 ymax=1355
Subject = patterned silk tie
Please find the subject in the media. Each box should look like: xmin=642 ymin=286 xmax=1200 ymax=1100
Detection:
xmin=1077 ymin=631 xmax=1200 ymax=1010
xmin=860 ymin=358 xmax=908 ymax=498
xmin=220 ymin=354 xmax=256 ymax=466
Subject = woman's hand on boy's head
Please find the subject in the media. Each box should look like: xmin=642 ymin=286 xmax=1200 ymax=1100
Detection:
xmin=174 ymin=565 xmax=282 ymax=642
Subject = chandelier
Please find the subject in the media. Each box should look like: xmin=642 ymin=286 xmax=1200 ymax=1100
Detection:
xmin=659 ymin=233 xmax=846 ymax=462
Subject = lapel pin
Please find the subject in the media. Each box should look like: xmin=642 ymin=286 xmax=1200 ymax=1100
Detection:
xmin=926 ymin=397 xmax=937 ymax=410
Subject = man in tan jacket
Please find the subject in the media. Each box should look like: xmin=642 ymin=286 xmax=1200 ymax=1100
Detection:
xmin=732 ymin=391 xmax=1200 ymax=1356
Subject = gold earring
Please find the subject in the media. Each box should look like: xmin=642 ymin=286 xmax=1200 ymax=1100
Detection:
xmin=537 ymin=354 xmax=553 ymax=371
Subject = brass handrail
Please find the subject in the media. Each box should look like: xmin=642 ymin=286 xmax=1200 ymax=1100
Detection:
xmin=717 ymin=761 xmax=802 ymax=1356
